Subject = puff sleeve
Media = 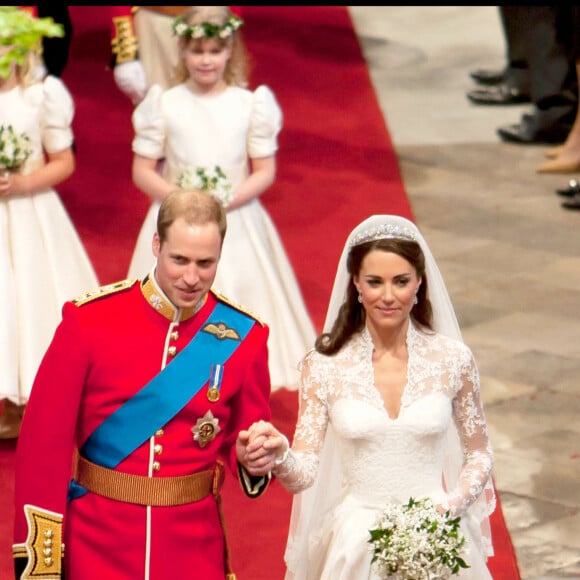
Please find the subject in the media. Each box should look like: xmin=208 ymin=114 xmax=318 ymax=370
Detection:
xmin=248 ymin=85 xmax=282 ymax=159
xmin=40 ymin=76 xmax=74 ymax=154
xmin=131 ymin=84 xmax=166 ymax=159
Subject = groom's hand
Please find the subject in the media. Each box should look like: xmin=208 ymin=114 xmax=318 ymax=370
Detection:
xmin=236 ymin=421 xmax=288 ymax=475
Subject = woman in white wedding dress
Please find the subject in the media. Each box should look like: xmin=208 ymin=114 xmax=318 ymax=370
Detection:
xmin=243 ymin=215 xmax=496 ymax=579
xmin=127 ymin=6 xmax=315 ymax=390
xmin=0 ymin=8 xmax=98 ymax=438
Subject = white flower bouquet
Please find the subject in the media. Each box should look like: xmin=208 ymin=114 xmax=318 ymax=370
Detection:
xmin=368 ymin=497 xmax=468 ymax=579
xmin=177 ymin=165 xmax=234 ymax=207
xmin=0 ymin=124 xmax=31 ymax=172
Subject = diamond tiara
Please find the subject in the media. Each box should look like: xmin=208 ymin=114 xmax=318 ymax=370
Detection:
xmin=349 ymin=223 xmax=417 ymax=247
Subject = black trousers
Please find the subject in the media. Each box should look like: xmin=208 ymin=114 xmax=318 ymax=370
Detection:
xmin=500 ymin=6 xmax=577 ymax=124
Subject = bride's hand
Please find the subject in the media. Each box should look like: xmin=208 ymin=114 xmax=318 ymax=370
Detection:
xmin=236 ymin=421 xmax=288 ymax=475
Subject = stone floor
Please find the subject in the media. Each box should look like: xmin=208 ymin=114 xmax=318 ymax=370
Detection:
xmin=348 ymin=6 xmax=580 ymax=580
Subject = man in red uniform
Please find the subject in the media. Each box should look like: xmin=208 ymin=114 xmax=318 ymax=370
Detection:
xmin=13 ymin=189 xmax=275 ymax=579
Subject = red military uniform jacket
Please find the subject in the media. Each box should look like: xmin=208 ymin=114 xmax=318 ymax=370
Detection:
xmin=13 ymin=274 xmax=271 ymax=579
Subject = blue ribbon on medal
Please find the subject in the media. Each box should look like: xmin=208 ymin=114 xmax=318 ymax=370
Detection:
xmin=207 ymin=363 xmax=223 ymax=402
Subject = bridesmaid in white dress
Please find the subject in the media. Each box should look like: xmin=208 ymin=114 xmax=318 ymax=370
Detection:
xmin=128 ymin=6 xmax=316 ymax=390
xmin=0 ymin=9 xmax=98 ymax=438
xmin=241 ymin=216 xmax=497 ymax=579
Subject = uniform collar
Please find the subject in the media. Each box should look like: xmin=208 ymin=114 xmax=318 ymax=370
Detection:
xmin=140 ymin=270 xmax=206 ymax=322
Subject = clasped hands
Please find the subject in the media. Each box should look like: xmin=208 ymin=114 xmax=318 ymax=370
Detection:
xmin=236 ymin=420 xmax=288 ymax=477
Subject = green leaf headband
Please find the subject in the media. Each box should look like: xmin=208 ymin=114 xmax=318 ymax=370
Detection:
xmin=0 ymin=7 xmax=64 ymax=79
xmin=172 ymin=14 xmax=244 ymax=41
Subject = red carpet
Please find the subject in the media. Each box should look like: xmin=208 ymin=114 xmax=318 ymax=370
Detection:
xmin=0 ymin=6 xmax=519 ymax=579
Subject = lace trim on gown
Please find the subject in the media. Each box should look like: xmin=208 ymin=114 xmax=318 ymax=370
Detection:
xmin=275 ymin=322 xmax=494 ymax=517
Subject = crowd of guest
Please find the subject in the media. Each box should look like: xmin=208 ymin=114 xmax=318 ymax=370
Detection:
xmin=465 ymin=6 xmax=580 ymax=211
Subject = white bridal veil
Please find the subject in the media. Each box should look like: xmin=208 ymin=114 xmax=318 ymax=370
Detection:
xmin=284 ymin=215 xmax=496 ymax=579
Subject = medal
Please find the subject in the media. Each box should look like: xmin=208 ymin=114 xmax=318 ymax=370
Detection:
xmin=192 ymin=411 xmax=221 ymax=448
xmin=207 ymin=364 xmax=223 ymax=402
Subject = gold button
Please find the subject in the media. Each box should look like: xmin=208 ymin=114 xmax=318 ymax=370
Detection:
xmin=44 ymin=557 xmax=53 ymax=566
xmin=44 ymin=539 xmax=53 ymax=547
xmin=155 ymin=429 xmax=164 ymax=437
xmin=44 ymin=530 xmax=54 ymax=538
xmin=152 ymin=461 xmax=161 ymax=472
xmin=171 ymin=330 xmax=179 ymax=341
xmin=168 ymin=346 xmax=177 ymax=356
xmin=154 ymin=444 xmax=163 ymax=455
xmin=43 ymin=547 xmax=53 ymax=556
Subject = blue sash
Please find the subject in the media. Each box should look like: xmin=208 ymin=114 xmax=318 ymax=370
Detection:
xmin=69 ymin=301 xmax=254 ymax=500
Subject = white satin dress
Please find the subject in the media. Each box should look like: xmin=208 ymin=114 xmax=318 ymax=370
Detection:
xmin=128 ymin=83 xmax=316 ymax=389
xmin=276 ymin=323 xmax=495 ymax=579
xmin=0 ymin=76 xmax=99 ymax=405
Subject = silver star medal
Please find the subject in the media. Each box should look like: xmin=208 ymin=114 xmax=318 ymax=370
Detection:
xmin=191 ymin=410 xmax=221 ymax=448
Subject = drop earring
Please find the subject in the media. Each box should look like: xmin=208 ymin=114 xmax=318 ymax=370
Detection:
xmin=357 ymin=291 xmax=363 ymax=303
xmin=413 ymin=293 xmax=418 ymax=305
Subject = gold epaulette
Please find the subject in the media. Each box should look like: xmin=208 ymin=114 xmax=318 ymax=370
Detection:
xmin=13 ymin=505 xmax=64 ymax=579
xmin=210 ymin=288 xmax=265 ymax=327
xmin=72 ymin=279 xmax=138 ymax=307
xmin=111 ymin=15 xmax=138 ymax=64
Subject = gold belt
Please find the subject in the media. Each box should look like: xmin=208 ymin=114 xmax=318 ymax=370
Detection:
xmin=76 ymin=455 xmax=224 ymax=507
xmin=139 ymin=6 xmax=189 ymax=18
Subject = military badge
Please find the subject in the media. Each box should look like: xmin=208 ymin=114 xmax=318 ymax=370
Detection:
xmin=202 ymin=322 xmax=240 ymax=341
xmin=192 ymin=411 xmax=221 ymax=448
xmin=207 ymin=364 xmax=223 ymax=402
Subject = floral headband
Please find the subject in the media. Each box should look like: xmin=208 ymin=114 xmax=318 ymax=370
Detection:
xmin=172 ymin=14 xmax=244 ymax=41
xmin=0 ymin=7 xmax=64 ymax=79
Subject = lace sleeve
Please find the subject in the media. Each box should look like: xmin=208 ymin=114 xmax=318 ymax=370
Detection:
xmin=273 ymin=352 xmax=328 ymax=493
xmin=445 ymin=348 xmax=494 ymax=517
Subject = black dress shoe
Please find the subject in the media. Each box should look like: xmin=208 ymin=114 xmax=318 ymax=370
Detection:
xmin=467 ymin=84 xmax=530 ymax=105
xmin=561 ymin=193 xmax=580 ymax=210
xmin=497 ymin=117 xmax=571 ymax=145
xmin=556 ymin=179 xmax=580 ymax=197
xmin=469 ymin=68 xmax=506 ymax=85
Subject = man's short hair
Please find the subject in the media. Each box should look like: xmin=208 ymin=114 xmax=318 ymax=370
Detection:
xmin=156 ymin=189 xmax=227 ymax=245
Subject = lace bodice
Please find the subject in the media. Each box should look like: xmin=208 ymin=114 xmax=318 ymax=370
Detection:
xmin=275 ymin=323 xmax=493 ymax=517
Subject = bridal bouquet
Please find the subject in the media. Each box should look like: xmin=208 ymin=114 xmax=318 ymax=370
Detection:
xmin=177 ymin=165 xmax=234 ymax=207
xmin=0 ymin=125 xmax=31 ymax=172
xmin=368 ymin=497 xmax=468 ymax=579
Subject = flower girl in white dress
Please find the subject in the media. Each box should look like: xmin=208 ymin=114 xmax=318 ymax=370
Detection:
xmin=0 ymin=8 xmax=98 ymax=438
xmin=128 ymin=6 xmax=316 ymax=390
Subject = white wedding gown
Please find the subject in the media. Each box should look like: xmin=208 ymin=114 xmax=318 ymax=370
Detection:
xmin=128 ymin=83 xmax=316 ymax=389
xmin=278 ymin=323 xmax=495 ymax=579
xmin=0 ymin=76 xmax=98 ymax=405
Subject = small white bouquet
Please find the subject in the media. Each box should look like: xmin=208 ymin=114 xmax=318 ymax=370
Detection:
xmin=368 ymin=497 xmax=468 ymax=579
xmin=177 ymin=165 xmax=234 ymax=207
xmin=0 ymin=124 xmax=31 ymax=172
